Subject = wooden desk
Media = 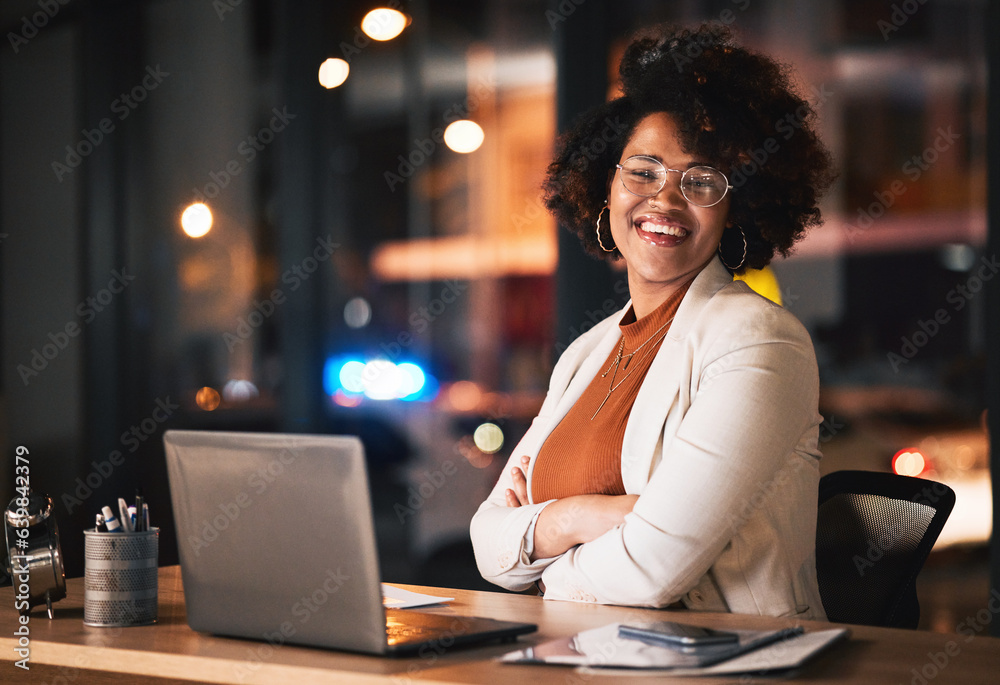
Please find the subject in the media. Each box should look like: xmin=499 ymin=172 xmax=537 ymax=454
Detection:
xmin=2 ymin=566 xmax=998 ymax=684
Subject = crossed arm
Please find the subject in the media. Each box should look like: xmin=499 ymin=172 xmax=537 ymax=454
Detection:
xmin=504 ymin=454 xmax=639 ymax=561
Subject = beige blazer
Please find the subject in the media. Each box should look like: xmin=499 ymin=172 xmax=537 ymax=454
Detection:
xmin=470 ymin=257 xmax=827 ymax=619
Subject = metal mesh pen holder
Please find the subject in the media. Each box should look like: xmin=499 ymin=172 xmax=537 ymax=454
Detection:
xmin=84 ymin=528 xmax=158 ymax=627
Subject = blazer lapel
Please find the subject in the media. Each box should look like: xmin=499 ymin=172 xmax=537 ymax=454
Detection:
xmin=541 ymin=310 xmax=626 ymax=438
xmin=621 ymin=257 xmax=735 ymax=491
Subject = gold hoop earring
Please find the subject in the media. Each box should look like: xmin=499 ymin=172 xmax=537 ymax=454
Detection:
xmin=719 ymin=226 xmax=747 ymax=271
xmin=596 ymin=202 xmax=615 ymax=253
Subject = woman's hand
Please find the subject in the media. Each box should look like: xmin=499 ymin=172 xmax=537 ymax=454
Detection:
xmin=505 ymin=455 xmax=532 ymax=507
xmin=530 ymin=494 xmax=638 ymax=561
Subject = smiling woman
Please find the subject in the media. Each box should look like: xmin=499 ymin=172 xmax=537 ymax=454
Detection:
xmin=470 ymin=23 xmax=837 ymax=618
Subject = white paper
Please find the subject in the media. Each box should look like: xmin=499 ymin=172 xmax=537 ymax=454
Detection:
xmin=381 ymin=584 xmax=455 ymax=608
xmin=500 ymin=623 xmax=849 ymax=674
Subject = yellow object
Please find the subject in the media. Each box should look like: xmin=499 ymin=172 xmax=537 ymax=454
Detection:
xmin=734 ymin=266 xmax=782 ymax=305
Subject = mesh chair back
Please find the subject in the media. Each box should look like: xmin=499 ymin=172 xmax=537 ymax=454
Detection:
xmin=815 ymin=470 xmax=955 ymax=629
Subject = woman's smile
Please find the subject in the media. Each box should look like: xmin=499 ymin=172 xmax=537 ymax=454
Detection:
xmin=633 ymin=212 xmax=691 ymax=244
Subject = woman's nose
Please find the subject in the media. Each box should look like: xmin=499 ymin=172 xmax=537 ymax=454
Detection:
xmin=649 ymin=171 xmax=687 ymax=208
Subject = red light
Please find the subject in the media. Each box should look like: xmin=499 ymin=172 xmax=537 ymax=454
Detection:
xmin=892 ymin=448 xmax=928 ymax=476
xmin=332 ymin=390 xmax=363 ymax=408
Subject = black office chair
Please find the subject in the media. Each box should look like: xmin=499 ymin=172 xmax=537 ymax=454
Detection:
xmin=815 ymin=469 xmax=955 ymax=629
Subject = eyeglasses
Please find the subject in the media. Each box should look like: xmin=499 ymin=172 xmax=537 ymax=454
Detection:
xmin=615 ymin=156 xmax=733 ymax=208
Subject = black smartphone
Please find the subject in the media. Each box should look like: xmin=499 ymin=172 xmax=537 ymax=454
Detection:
xmin=618 ymin=621 xmax=739 ymax=647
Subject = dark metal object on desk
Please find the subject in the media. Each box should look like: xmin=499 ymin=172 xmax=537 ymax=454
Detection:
xmin=4 ymin=492 xmax=67 ymax=619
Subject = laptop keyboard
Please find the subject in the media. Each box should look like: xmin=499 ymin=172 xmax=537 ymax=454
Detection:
xmin=387 ymin=624 xmax=436 ymax=639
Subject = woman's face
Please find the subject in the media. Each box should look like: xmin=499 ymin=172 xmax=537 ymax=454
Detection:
xmin=608 ymin=112 xmax=730 ymax=300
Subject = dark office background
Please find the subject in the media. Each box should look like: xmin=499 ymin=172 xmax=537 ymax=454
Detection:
xmin=1 ymin=0 xmax=996 ymax=633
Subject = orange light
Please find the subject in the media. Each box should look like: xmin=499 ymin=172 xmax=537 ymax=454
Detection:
xmin=361 ymin=8 xmax=408 ymax=41
xmin=318 ymin=58 xmax=349 ymax=89
xmin=443 ymin=120 xmax=484 ymax=153
xmin=195 ymin=386 xmax=221 ymax=411
xmin=181 ymin=202 xmax=213 ymax=238
xmin=892 ymin=448 xmax=927 ymax=477
xmin=447 ymin=381 xmax=482 ymax=412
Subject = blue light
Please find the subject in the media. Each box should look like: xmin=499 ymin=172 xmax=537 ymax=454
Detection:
xmin=323 ymin=357 xmax=345 ymax=396
xmin=397 ymin=363 xmax=426 ymax=399
xmin=339 ymin=361 xmax=366 ymax=394
xmin=324 ymin=356 xmax=436 ymax=402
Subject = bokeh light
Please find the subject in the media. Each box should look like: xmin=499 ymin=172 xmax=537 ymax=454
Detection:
xmin=397 ymin=363 xmax=426 ymax=400
xmin=456 ymin=435 xmax=493 ymax=469
xmin=181 ymin=203 xmax=213 ymax=238
xmin=195 ymin=386 xmax=221 ymax=411
xmin=337 ymin=360 xmax=366 ymax=394
xmin=222 ymin=379 xmax=259 ymax=402
xmin=344 ymin=297 xmax=372 ymax=328
xmin=443 ymin=120 xmax=484 ymax=153
xmin=318 ymin=58 xmax=350 ymax=89
xmin=447 ymin=380 xmax=482 ymax=411
xmin=325 ymin=357 xmax=432 ymax=401
xmin=473 ymin=423 xmax=504 ymax=454
xmin=892 ymin=448 xmax=927 ymax=477
xmin=361 ymin=8 xmax=408 ymax=41
xmin=332 ymin=390 xmax=363 ymax=408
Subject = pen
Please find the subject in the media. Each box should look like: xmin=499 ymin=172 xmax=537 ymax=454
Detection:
xmin=135 ymin=489 xmax=145 ymax=532
xmin=118 ymin=497 xmax=133 ymax=532
xmin=143 ymin=502 xmax=150 ymax=531
xmin=96 ymin=513 xmax=107 ymax=532
xmin=101 ymin=505 xmax=122 ymax=532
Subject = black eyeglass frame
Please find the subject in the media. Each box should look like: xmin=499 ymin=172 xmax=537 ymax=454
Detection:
xmin=615 ymin=155 xmax=734 ymax=208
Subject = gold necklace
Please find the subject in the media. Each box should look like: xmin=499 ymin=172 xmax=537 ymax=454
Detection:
xmin=599 ymin=316 xmax=675 ymax=378
xmin=591 ymin=317 xmax=674 ymax=420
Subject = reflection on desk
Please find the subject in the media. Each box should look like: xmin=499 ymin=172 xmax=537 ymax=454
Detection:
xmin=1 ymin=566 xmax=999 ymax=684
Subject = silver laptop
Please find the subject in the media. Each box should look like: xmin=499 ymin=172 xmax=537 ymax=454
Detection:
xmin=163 ymin=429 xmax=535 ymax=655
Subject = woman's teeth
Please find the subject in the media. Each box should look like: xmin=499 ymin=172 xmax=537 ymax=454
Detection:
xmin=638 ymin=221 xmax=688 ymax=237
